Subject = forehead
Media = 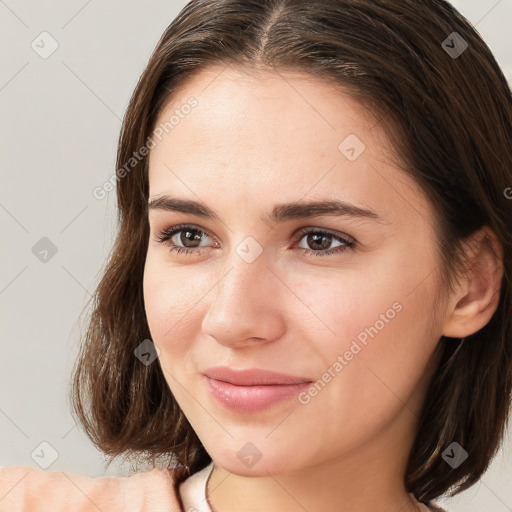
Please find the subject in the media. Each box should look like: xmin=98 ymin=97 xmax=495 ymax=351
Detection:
xmin=151 ymin=64 xmax=380 ymax=162
xmin=147 ymin=65 xmax=433 ymax=229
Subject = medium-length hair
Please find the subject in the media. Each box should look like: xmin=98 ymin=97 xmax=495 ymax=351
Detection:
xmin=70 ymin=0 xmax=512 ymax=502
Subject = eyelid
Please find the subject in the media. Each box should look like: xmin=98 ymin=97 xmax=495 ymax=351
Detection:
xmin=153 ymin=223 xmax=218 ymax=245
xmin=293 ymin=225 xmax=355 ymax=244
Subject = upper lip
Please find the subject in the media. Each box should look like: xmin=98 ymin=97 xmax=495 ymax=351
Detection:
xmin=203 ymin=366 xmax=313 ymax=386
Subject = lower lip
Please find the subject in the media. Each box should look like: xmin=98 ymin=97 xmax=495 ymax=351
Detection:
xmin=204 ymin=376 xmax=312 ymax=412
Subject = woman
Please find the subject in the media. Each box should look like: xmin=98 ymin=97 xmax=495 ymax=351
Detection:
xmin=1 ymin=1 xmax=511 ymax=511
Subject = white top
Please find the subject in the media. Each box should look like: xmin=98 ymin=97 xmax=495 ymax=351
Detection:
xmin=178 ymin=461 xmax=215 ymax=512
xmin=178 ymin=462 xmax=436 ymax=512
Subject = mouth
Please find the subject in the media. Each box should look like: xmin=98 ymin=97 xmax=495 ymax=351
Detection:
xmin=203 ymin=366 xmax=313 ymax=412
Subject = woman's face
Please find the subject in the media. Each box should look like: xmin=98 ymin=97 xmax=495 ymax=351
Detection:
xmin=144 ymin=65 xmax=448 ymax=476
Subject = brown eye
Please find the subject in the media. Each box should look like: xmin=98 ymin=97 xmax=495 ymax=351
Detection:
xmin=154 ymin=224 xmax=216 ymax=256
xmin=174 ymin=228 xmax=203 ymax=248
xmin=295 ymin=228 xmax=355 ymax=257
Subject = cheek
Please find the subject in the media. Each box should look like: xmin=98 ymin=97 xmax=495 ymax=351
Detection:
xmin=142 ymin=258 xmax=211 ymax=403
xmin=295 ymin=247 xmax=440 ymax=390
xmin=142 ymin=254 xmax=206 ymax=356
xmin=290 ymin=247 xmax=428 ymax=344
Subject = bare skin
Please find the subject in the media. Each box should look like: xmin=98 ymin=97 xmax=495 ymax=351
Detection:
xmin=143 ymin=65 xmax=503 ymax=512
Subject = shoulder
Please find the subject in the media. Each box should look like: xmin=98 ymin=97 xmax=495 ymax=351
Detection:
xmin=0 ymin=465 xmax=184 ymax=512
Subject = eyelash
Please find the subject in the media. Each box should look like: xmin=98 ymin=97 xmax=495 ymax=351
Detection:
xmin=154 ymin=223 xmax=356 ymax=258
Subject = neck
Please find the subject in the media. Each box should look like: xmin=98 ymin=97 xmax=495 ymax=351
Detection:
xmin=206 ymin=407 xmax=423 ymax=512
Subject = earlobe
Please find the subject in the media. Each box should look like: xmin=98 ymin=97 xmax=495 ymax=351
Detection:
xmin=441 ymin=227 xmax=504 ymax=339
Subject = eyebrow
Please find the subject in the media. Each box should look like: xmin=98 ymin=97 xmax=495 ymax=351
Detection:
xmin=148 ymin=196 xmax=386 ymax=224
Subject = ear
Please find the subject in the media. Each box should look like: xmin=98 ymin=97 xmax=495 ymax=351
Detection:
xmin=442 ymin=226 xmax=504 ymax=339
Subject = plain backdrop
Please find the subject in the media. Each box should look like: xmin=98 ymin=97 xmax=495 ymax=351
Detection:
xmin=1 ymin=1 xmax=511 ymax=511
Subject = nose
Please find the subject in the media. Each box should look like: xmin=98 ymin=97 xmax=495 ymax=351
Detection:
xmin=201 ymin=250 xmax=287 ymax=349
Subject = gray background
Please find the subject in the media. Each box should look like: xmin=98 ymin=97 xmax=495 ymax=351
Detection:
xmin=0 ymin=1 xmax=511 ymax=511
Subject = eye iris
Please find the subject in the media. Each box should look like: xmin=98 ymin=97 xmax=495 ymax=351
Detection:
xmin=180 ymin=229 xmax=202 ymax=247
xmin=308 ymin=233 xmax=331 ymax=251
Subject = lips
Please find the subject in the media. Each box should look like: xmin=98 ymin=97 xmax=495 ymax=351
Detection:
xmin=203 ymin=366 xmax=314 ymax=412
xmin=203 ymin=366 xmax=313 ymax=386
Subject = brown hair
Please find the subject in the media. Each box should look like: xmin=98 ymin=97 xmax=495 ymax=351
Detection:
xmin=70 ymin=0 xmax=512 ymax=502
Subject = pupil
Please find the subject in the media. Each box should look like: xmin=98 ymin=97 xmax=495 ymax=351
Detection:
xmin=182 ymin=229 xmax=201 ymax=247
xmin=309 ymin=233 xmax=330 ymax=250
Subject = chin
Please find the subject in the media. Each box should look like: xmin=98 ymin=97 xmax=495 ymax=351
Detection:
xmin=209 ymin=449 xmax=305 ymax=477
